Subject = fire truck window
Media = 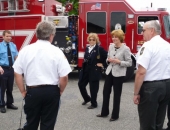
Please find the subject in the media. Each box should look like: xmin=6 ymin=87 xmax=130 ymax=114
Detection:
xmin=163 ymin=15 xmax=170 ymax=38
xmin=87 ymin=12 xmax=106 ymax=34
xmin=138 ymin=16 xmax=159 ymax=34
xmin=110 ymin=12 xmax=126 ymax=33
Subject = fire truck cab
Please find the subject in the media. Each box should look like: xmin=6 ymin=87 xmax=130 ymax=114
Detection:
xmin=0 ymin=0 xmax=170 ymax=80
xmin=77 ymin=0 xmax=170 ymax=80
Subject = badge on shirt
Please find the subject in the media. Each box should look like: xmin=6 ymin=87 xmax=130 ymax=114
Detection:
xmin=140 ymin=47 xmax=145 ymax=55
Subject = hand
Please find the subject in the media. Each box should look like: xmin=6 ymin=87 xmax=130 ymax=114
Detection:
xmin=108 ymin=58 xmax=121 ymax=64
xmin=0 ymin=67 xmax=4 ymax=75
xmin=21 ymin=91 xmax=27 ymax=98
xmin=97 ymin=63 xmax=103 ymax=67
xmin=133 ymin=95 xmax=140 ymax=105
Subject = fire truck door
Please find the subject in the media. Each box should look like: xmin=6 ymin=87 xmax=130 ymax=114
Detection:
xmin=108 ymin=11 xmax=135 ymax=51
xmin=108 ymin=1 xmax=137 ymax=52
xmin=84 ymin=3 xmax=108 ymax=51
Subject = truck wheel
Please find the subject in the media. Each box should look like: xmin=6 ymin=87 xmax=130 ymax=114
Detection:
xmin=124 ymin=62 xmax=135 ymax=82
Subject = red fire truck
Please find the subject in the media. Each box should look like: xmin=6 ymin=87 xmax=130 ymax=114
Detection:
xmin=0 ymin=0 xmax=170 ymax=80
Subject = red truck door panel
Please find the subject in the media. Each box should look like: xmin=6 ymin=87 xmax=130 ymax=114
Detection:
xmin=0 ymin=15 xmax=42 ymax=50
xmin=108 ymin=2 xmax=135 ymax=53
xmin=84 ymin=3 xmax=108 ymax=50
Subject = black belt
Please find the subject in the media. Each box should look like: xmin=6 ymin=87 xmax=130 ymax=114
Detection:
xmin=143 ymin=79 xmax=170 ymax=83
xmin=1 ymin=66 xmax=13 ymax=69
xmin=27 ymin=84 xmax=58 ymax=89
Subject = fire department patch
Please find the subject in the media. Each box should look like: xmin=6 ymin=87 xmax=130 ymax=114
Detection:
xmin=140 ymin=47 xmax=145 ymax=55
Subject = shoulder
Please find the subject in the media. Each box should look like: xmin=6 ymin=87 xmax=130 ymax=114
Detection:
xmin=108 ymin=43 xmax=115 ymax=49
xmin=98 ymin=45 xmax=107 ymax=52
xmin=85 ymin=46 xmax=89 ymax=51
xmin=122 ymin=44 xmax=130 ymax=51
xmin=0 ymin=42 xmax=4 ymax=47
xmin=10 ymin=42 xmax=17 ymax=46
xmin=50 ymin=45 xmax=65 ymax=57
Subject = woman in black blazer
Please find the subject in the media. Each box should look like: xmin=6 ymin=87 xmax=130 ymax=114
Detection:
xmin=78 ymin=33 xmax=107 ymax=109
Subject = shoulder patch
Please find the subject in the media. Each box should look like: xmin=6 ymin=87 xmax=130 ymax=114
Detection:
xmin=140 ymin=47 xmax=145 ymax=55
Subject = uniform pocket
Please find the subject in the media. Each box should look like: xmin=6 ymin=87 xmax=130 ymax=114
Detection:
xmin=0 ymin=50 xmax=7 ymax=61
xmin=11 ymin=48 xmax=17 ymax=58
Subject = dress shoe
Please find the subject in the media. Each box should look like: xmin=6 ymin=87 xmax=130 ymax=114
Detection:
xmin=110 ymin=118 xmax=118 ymax=121
xmin=7 ymin=104 xmax=18 ymax=110
xmin=0 ymin=107 xmax=6 ymax=113
xmin=87 ymin=105 xmax=97 ymax=109
xmin=96 ymin=114 xmax=108 ymax=117
xmin=82 ymin=100 xmax=90 ymax=105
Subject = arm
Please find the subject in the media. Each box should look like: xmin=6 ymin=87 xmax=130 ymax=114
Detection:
xmin=119 ymin=48 xmax=132 ymax=67
xmin=14 ymin=56 xmax=18 ymax=60
xmin=0 ymin=66 xmax=4 ymax=75
xmin=133 ymin=65 xmax=146 ymax=105
xmin=57 ymin=50 xmax=72 ymax=95
xmin=59 ymin=75 xmax=68 ymax=95
xmin=14 ymin=72 xmax=26 ymax=98
xmin=14 ymin=44 xmax=18 ymax=61
xmin=97 ymin=47 xmax=108 ymax=68
xmin=106 ymin=45 xmax=112 ymax=65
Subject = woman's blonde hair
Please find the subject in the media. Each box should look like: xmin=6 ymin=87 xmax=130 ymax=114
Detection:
xmin=111 ymin=29 xmax=125 ymax=43
xmin=87 ymin=33 xmax=100 ymax=44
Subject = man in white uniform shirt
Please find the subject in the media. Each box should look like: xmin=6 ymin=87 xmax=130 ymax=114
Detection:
xmin=133 ymin=20 xmax=170 ymax=130
xmin=13 ymin=21 xmax=72 ymax=130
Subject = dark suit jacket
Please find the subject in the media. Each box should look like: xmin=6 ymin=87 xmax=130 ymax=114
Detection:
xmin=79 ymin=44 xmax=107 ymax=81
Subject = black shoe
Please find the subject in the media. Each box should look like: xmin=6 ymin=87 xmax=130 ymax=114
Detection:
xmin=0 ymin=107 xmax=6 ymax=113
xmin=109 ymin=118 xmax=118 ymax=121
xmin=96 ymin=114 xmax=108 ymax=117
xmin=82 ymin=100 xmax=90 ymax=105
xmin=87 ymin=105 xmax=97 ymax=109
xmin=7 ymin=104 xmax=18 ymax=110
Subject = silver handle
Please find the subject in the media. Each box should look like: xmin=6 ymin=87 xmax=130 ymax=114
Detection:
xmin=82 ymin=28 xmax=84 ymax=49
xmin=42 ymin=4 xmax=45 ymax=13
xmin=132 ymin=29 xmax=134 ymax=50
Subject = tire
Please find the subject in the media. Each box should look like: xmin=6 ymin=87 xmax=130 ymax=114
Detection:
xmin=124 ymin=61 xmax=135 ymax=82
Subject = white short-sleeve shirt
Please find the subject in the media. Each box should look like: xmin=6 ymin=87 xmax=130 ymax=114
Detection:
xmin=136 ymin=35 xmax=170 ymax=81
xmin=13 ymin=40 xmax=72 ymax=86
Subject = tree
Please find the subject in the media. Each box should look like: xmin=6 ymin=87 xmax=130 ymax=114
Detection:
xmin=57 ymin=0 xmax=79 ymax=15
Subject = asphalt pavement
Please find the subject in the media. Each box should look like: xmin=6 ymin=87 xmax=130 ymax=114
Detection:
xmin=0 ymin=72 xmax=168 ymax=130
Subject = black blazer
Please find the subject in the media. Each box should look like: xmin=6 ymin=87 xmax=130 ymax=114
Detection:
xmin=79 ymin=44 xmax=107 ymax=81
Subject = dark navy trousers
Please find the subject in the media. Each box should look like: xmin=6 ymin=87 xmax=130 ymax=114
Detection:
xmin=138 ymin=79 xmax=170 ymax=130
xmin=23 ymin=85 xmax=60 ymax=130
xmin=0 ymin=67 xmax=14 ymax=107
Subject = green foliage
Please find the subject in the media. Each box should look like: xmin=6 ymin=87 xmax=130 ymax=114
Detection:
xmin=57 ymin=0 xmax=79 ymax=15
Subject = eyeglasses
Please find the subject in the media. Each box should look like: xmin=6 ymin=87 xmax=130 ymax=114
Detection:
xmin=89 ymin=39 xmax=95 ymax=41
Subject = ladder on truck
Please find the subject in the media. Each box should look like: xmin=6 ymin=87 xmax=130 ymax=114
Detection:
xmin=0 ymin=0 xmax=29 ymax=13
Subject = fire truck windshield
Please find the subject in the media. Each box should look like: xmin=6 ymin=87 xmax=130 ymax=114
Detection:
xmin=163 ymin=15 xmax=170 ymax=38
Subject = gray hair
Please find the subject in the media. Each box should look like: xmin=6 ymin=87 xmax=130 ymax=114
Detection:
xmin=146 ymin=20 xmax=161 ymax=35
xmin=36 ymin=21 xmax=56 ymax=40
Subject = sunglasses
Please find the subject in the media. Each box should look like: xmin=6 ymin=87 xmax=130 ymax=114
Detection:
xmin=89 ymin=39 xmax=95 ymax=41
